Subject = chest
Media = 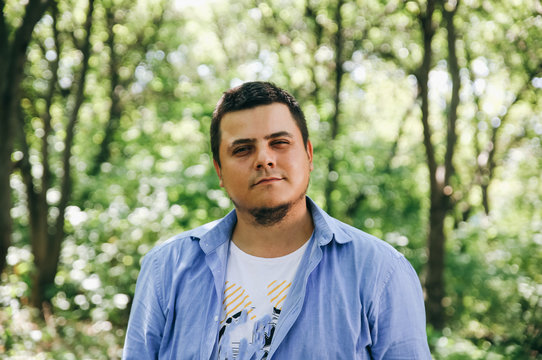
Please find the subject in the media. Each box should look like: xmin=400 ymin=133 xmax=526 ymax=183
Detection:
xmin=159 ymin=257 xmax=372 ymax=359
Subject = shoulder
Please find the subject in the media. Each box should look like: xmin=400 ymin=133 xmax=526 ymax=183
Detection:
xmin=317 ymin=213 xmax=419 ymax=297
xmin=330 ymin=216 xmax=402 ymax=260
xmin=309 ymin=197 xmax=405 ymax=275
xmin=324 ymin=217 xmax=423 ymax=311
xmin=142 ymin=218 xmax=223 ymax=264
xmin=308 ymin=197 xmax=400 ymax=259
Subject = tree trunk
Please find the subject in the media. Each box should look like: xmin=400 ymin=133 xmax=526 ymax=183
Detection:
xmin=0 ymin=0 xmax=51 ymax=274
xmin=15 ymin=99 xmax=51 ymax=306
xmin=416 ymin=0 xmax=443 ymax=328
xmin=27 ymin=0 xmax=95 ymax=308
xmin=0 ymin=115 xmax=13 ymax=275
xmin=324 ymin=0 xmax=345 ymax=216
xmin=425 ymin=195 xmax=448 ymax=328
xmin=422 ymin=0 xmax=461 ymax=330
xmin=0 ymin=0 xmax=11 ymax=268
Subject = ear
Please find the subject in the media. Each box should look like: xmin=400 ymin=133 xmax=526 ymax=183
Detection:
xmin=213 ymin=159 xmax=224 ymax=187
xmin=306 ymin=140 xmax=314 ymax=172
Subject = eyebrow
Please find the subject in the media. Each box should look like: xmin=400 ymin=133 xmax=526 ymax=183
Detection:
xmin=228 ymin=131 xmax=294 ymax=150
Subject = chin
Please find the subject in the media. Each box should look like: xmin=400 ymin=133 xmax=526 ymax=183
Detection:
xmin=230 ymin=187 xmax=307 ymax=212
xmin=258 ymin=192 xmax=304 ymax=209
xmin=250 ymin=199 xmax=285 ymax=210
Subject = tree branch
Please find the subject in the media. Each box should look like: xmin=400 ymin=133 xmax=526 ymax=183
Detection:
xmin=387 ymin=103 xmax=416 ymax=172
xmin=416 ymin=0 xmax=438 ymax=194
xmin=443 ymin=0 xmax=460 ymax=190
xmin=41 ymin=2 xmax=60 ymax=202
xmin=16 ymin=106 xmax=39 ymax=224
xmin=0 ymin=0 xmax=8 ymax=72
xmin=89 ymin=5 xmax=121 ymax=176
xmin=304 ymin=1 xmax=324 ymax=102
xmin=55 ymin=0 xmax=95 ymax=242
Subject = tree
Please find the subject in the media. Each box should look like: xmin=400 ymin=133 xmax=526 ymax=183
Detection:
xmin=462 ymin=3 xmax=542 ymax=217
xmin=0 ymin=0 xmax=52 ymax=275
xmin=1 ymin=0 xmax=541 ymax=357
xmin=417 ymin=0 xmax=461 ymax=329
xmin=15 ymin=0 xmax=95 ymax=308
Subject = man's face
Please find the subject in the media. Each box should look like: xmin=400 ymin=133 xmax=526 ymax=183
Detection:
xmin=213 ymin=103 xmax=313 ymax=215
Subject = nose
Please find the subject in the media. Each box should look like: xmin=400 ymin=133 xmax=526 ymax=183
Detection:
xmin=255 ymin=145 xmax=275 ymax=170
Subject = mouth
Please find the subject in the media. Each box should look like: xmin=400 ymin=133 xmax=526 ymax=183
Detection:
xmin=253 ymin=177 xmax=283 ymax=186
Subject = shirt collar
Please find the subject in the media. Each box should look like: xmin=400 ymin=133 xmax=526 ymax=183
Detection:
xmin=195 ymin=196 xmax=353 ymax=254
xmin=195 ymin=209 xmax=237 ymax=254
xmin=306 ymin=196 xmax=353 ymax=245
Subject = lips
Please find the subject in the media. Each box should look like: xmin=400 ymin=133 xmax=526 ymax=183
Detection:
xmin=253 ymin=177 xmax=283 ymax=186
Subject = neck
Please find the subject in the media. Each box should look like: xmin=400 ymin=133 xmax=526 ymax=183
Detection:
xmin=232 ymin=197 xmax=314 ymax=258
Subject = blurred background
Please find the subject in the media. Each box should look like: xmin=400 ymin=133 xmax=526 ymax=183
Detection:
xmin=1 ymin=0 xmax=541 ymax=358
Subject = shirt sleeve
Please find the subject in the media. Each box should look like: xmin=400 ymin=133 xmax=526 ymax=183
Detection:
xmin=122 ymin=253 xmax=166 ymax=360
xmin=369 ymin=255 xmax=432 ymax=359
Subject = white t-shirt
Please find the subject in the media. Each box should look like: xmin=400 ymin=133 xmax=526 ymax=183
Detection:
xmin=217 ymin=238 xmax=310 ymax=359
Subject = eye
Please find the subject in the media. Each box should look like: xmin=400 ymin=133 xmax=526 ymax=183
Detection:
xmin=271 ymin=139 xmax=290 ymax=147
xmin=232 ymin=146 xmax=251 ymax=156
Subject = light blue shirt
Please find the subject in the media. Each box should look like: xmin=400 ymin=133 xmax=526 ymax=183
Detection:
xmin=123 ymin=197 xmax=431 ymax=359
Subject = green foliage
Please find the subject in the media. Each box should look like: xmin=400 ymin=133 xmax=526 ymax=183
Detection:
xmin=1 ymin=0 xmax=541 ymax=358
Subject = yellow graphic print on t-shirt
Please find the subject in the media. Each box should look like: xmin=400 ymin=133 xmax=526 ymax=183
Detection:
xmin=266 ymin=280 xmax=290 ymax=310
xmin=220 ymin=281 xmax=255 ymax=324
xmin=218 ymin=279 xmax=292 ymax=359
xmin=220 ymin=280 xmax=291 ymax=325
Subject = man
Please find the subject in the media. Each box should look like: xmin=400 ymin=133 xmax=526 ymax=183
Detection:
xmin=123 ymin=82 xmax=431 ymax=359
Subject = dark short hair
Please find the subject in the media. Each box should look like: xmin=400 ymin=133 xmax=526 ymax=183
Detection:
xmin=211 ymin=81 xmax=309 ymax=167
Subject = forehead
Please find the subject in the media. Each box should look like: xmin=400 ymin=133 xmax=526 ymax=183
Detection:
xmin=219 ymin=103 xmax=300 ymax=143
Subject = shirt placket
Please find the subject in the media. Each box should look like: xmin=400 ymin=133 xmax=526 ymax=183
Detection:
xmin=201 ymin=240 xmax=230 ymax=359
xmin=265 ymin=236 xmax=325 ymax=359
